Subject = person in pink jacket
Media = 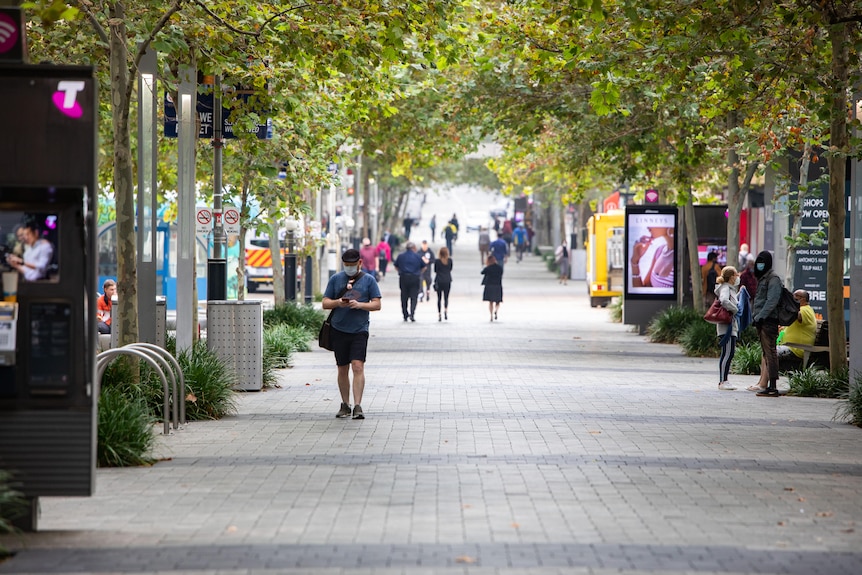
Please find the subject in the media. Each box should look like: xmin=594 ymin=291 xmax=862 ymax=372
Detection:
xmin=376 ymin=237 xmax=392 ymax=279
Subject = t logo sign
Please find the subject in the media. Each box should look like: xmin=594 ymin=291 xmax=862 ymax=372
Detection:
xmin=0 ymin=8 xmax=24 ymax=62
xmin=54 ymin=81 xmax=86 ymax=118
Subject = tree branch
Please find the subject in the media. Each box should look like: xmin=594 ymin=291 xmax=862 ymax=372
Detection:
xmin=73 ymin=0 xmax=108 ymax=44
xmin=193 ymin=0 xmax=318 ymax=39
xmin=126 ymin=0 xmax=185 ymax=112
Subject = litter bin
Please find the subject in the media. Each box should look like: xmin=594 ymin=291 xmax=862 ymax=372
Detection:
xmin=109 ymin=296 xmax=167 ymax=348
xmin=206 ymin=300 xmax=263 ymax=391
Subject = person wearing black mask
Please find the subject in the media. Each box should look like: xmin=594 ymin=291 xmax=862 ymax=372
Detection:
xmin=751 ymin=250 xmax=783 ymax=396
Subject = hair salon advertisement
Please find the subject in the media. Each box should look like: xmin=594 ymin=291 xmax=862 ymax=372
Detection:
xmin=626 ymin=211 xmax=677 ymax=296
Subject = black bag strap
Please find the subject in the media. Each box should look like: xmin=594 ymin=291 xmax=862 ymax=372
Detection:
xmin=325 ymin=272 xmax=365 ymax=322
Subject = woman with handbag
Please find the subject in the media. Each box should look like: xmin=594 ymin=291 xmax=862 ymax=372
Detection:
xmin=714 ymin=266 xmax=740 ymax=390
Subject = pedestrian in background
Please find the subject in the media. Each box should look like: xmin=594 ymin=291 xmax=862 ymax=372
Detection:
xmin=322 ymin=249 xmax=382 ymax=420
xmin=739 ymin=253 xmax=757 ymax=297
xmin=489 ymin=231 xmax=508 ymax=268
xmin=434 ymin=246 xmax=453 ymax=321
xmin=418 ymin=240 xmax=435 ymax=302
xmin=429 ymin=214 xmax=436 ymax=240
xmin=701 ymin=251 xmax=722 ymax=306
xmin=481 ymin=254 xmax=504 ymax=322
xmin=478 ymin=226 xmax=491 ymax=265
xmin=555 ymin=239 xmax=569 ymax=285
xmin=393 ymin=241 xmax=425 ymax=322
xmin=97 ymin=278 xmax=116 ymax=334
xmin=376 ymin=237 xmax=391 ymax=279
xmin=714 ymin=266 xmax=740 ymax=391
xmin=513 ymin=223 xmax=528 ymax=262
xmin=359 ymin=237 xmax=378 ymax=280
xmin=442 ymin=221 xmax=457 ymax=254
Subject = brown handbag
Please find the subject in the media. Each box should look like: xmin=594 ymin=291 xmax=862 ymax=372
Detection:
xmin=703 ymin=298 xmax=732 ymax=324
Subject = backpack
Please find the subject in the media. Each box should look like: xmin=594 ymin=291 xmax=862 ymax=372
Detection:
xmin=777 ymin=286 xmax=801 ymax=326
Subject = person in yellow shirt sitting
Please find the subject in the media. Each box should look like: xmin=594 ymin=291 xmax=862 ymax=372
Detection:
xmin=749 ymin=289 xmax=817 ymax=391
xmin=777 ymin=289 xmax=817 ymax=369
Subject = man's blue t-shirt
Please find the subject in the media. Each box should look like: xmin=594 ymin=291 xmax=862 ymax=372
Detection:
xmin=323 ymin=272 xmax=382 ymax=333
xmin=490 ymin=238 xmax=508 ymax=262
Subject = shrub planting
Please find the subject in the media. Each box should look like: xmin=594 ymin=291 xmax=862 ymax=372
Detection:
xmin=678 ymin=319 xmax=720 ymax=357
xmin=97 ymin=386 xmax=156 ymax=467
xmin=835 ymin=372 xmax=862 ymax=427
xmin=647 ymin=306 xmax=702 ymax=344
xmin=263 ymin=302 xmax=324 ymax=331
xmin=731 ymin=341 xmax=762 ymax=375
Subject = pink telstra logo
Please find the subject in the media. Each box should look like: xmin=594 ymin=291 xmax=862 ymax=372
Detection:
xmin=53 ymin=81 xmax=85 ymax=118
xmin=0 ymin=13 xmax=18 ymax=54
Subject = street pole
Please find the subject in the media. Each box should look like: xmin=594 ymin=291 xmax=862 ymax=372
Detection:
xmin=208 ymin=75 xmax=227 ymax=300
xmin=136 ymin=46 xmax=158 ymax=343
xmin=284 ymin=217 xmax=298 ymax=302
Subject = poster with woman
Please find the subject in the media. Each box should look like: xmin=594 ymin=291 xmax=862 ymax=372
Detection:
xmin=626 ymin=210 xmax=677 ymax=296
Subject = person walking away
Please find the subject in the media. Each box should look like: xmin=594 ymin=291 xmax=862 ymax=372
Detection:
xmin=418 ymin=240 xmax=435 ymax=302
xmin=714 ymin=266 xmax=740 ymax=390
xmin=489 ymin=231 xmax=508 ymax=268
xmin=97 ymin=278 xmax=116 ymax=334
xmin=481 ymin=255 xmax=504 ymax=321
xmin=442 ymin=222 xmax=457 ymax=255
xmin=322 ymin=249 xmax=382 ymax=420
xmin=555 ymin=240 xmax=569 ymax=284
xmin=359 ymin=237 xmax=378 ymax=280
xmin=429 ymin=214 xmax=436 ymax=240
xmin=512 ymin=223 xmax=528 ymax=262
xmin=434 ymin=246 xmax=453 ymax=321
xmin=501 ymin=219 xmax=514 ymax=252
xmin=393 ymin=242 xmax=425 ymax=322
xmin=739 ymin=253 xmax=757 ymax=297
xmin=738 ymin=243 xmax=750 ymax=271
xmin=449 ymin=213 xmax=459 ymax=239
xmin=701 ymin=251 xmax=722 ymax=306
xmin=403 ymin=214 xmax=414 ymax=240
xmin=478 ymin=226 xmax=491 ymax=265
xmin=376 ymin=237 xmax=392 ymax=279
xmin=750 ymin=250 xmax=782 ymax=397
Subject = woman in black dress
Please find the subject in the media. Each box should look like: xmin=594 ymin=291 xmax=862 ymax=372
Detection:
xmin=481 ymin=254 xmax=504 ymax=321
xmin=434 ymin=246 xmax=453 ymax=321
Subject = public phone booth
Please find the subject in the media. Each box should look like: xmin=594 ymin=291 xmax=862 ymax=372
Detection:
xmin=0 ymin=64 xmax=98 ymax=530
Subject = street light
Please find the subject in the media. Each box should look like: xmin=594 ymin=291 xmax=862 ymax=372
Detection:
xmin=284 ymin=216 xmax=299 ymax=302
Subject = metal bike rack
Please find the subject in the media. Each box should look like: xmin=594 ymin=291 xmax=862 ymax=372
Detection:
xmin=96 ymin=347 xmax=174 ymax=435
xmin=123 ymin=342 xmax=186 ymax=425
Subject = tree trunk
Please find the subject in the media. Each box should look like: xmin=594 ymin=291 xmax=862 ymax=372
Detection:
xmin=726 ymin=112 xmax=741 ymax=270
xmin=269 ymin=221 xmax=285 ymax=307
xmin=109 ymin=6 xmax=138 ymax=346
xmin=684 ymin=192 xmax=703 ymax=312
xmin=826 ymin=22 xmax=848 ymax=373
xmin=237 ymin=175 xmax=251 ymax=301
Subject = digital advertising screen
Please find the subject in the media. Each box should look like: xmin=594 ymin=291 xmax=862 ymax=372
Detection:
xmin=625 ymin=206 xmax=678 ymax=299
xmin=0 ymin=211 xmax=60 ymax=284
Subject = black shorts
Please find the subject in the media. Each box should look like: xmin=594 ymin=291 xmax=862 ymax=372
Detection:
xmin=331 ymin=327 xmax=369 ymax=366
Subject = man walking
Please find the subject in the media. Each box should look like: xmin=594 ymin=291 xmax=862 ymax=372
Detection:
xmin=418 ymin=239 xmax=435 ymax=302
xmin=322 ymin=249 xmax=382 ymax=420
xmin=489 ymin=231 xmax=509 ymax=268
xmin=394 ymin=242 xmax=425 ymax=322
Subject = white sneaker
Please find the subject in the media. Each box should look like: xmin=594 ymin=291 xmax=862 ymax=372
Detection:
xmin=718 ymin=382 xmax=737 ymax=391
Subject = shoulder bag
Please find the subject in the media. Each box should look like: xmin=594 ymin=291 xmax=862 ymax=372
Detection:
xmin=703 ymin=298 xmax=732 ymax=324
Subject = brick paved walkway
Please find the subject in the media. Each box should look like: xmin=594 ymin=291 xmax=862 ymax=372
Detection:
xmin=2 ymin=247 xmax=860 ymax=574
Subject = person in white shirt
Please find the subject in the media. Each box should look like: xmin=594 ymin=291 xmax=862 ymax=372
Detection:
xmin=5 ymin=220 xmax=54 ymax=281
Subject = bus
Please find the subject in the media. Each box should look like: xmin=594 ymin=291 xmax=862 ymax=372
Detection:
xmin=585 ymin=210 xmax=625 ymax=307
